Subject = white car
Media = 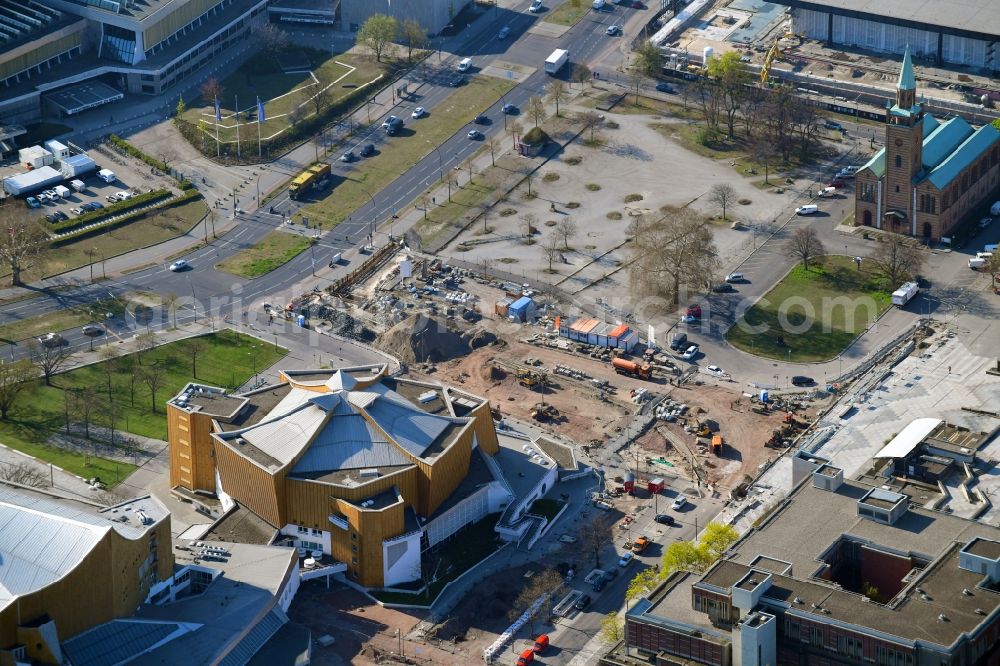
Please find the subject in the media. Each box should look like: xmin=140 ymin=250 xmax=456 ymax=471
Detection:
xmin=978 ymin=217 xmax=992 ymax=229
xmin=725 ymin=272 xmax=744 ymax=283
xmin=70 ymin=207 xmax=84 ymax=215
xmin=169 ymin=259 xmax=188 ymax=272
xmin=618 ymin=551 xmax=634 ymax=567
xmin=43 ymin=189 xmax=59 ymax=200
xmin=681 ymin=345 xmax=699 ymax=360
xmin=706 ymin=365 xmax=724 ymax=376
xmin=529 ymin=0 xmax=543 ymax=11
xmin=411 ymin=107 xmax=426 ymax=118
xmin=680 ymin=314 xmax=697 ymax=324
xmin=38 ymin=332 xmax=63 ymax=348
xmin=671 ymin=496 xmax=687 ymax=510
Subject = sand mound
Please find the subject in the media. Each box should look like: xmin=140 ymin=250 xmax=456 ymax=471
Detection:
xmin=377 ymin=315 xmax=498 ymax=365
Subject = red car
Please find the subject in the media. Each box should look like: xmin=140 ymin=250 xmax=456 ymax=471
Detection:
xmin=686 ymin=304 xmax=702 ymax=318
xmin=829 ymin=179 xmax=847 ymax=189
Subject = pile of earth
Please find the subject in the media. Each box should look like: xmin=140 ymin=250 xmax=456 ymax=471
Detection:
xmin=377 ymin=314 xmax=497 ymax=364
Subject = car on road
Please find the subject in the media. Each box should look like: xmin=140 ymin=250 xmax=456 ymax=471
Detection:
xmin=655 ymin=514 xmax=675 ymax=525
xmin=81 ymin=324 xmax=104 ymax=337
xmin=169 ymin=260 xmax=189 ymax=272
xmin=631 ymin=536 xmax=650 ymax=553
xmin=725 ymin=272 xmax=744 ymax=283
xmin=38 ymin=332 xmax=63 ymax=348
xmin=824 ymin=120 xmax=844 ymax=131
xmin=411 ymin=107 xmax=426 ymax=118
xmin=655 ymin=82 xmax=675 ymax=94
xmin=606 ymin=24 xmax=621 ymax=35
xmin=592 ymin=577 xmax=605 ymax=592
xmin=706 ymin=365 xmax=724 ymax=376
xmin=618 ymin=552 xmax=634 ymax=567
xmin=795 ymin=204 xmax=819 ymax=215
xmin=681 ymin=345 xmax=699 ymax=360
xmin=25 ymin=197 xmax=40 ymax=208
xmin=686 ymin=304 xmax=702 ymax=318
xmin=978 ymin=217 xmax=992 ymax=229
xmin=680 ymin=314 xmax=697 ymax=324
xmin=671 ymin=495 xmax=687 ymax=510
xmin=791 ymin=375 xmax=815 ymax=387
xmin=498 ymin=26 xmax=511 ymax=39
xmin=339 ymin=150 xmax=355 ymax=162
xmin=574 ymin=593 xmax=592 ymax=610
xmin=529 ymin=0 xmax=543 ymax=11
xmin=711 ymin=283 xmax=735 ymax=293
xmin=474 ymin=114 xmax=489 ymax=124
xmin=360 ymin=144 xmax=376 ymax=157
xmin=502 ymin=103 xmax=518 ymax=114
xmin=467 ymin=129 xmax=483 ymax=140
xmin=837 ymin=165 xmax=858 ymax=178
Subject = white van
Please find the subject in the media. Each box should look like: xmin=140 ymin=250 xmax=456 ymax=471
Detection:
xmin=457 ymin=57 xmax=472 ymax=72
xmin=969 ymin=257 xmax=986 ymax=270
xmin=593 ymin=0 xmax=605 ymax=8
xmin=795 ymin=204 xmax=819 ymax=215
xmin=53 ymin=185 xmax=71 ymax=199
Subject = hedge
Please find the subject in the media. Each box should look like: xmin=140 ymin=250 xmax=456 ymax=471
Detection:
xmin=108 ymin=135 xmax=170 ymax=173
xmin=49 ymin=189 xmax=172 ymax=234
xmin=50 ymin=189 xmax=202 ymax=246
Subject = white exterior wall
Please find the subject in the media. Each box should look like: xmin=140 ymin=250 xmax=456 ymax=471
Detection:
xmin=215 ymin=469 xmax=236 ymax=513
xmin=383 ymin=530 xmax=422 ymax=587
xmin=424 ymin=483 xmax=491 ymax=547
xmin=278 ymin=558 xmax=300 ymax=611
xmin=280 ymin=524 xmax=332 ymax=554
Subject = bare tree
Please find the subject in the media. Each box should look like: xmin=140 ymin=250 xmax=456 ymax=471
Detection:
xmin=486 ymin=135 xmax=499 ymax=166
xmin=749 ymin=137 xmax=779 ymax=184
xmin=578 ymin=110 xmax=602 ymax=143
xmin=573 ymin=63 xmax=592 ymax=89
xmin=199 ymin=77 xmax=224 ymax=106
xmin=135 ymin=331 xmax=157 ymax=365
xmin=626 ymin=68 xmax=643 ymax=105
xmin=578 ymin=514 xmax=615 ymax=568
xmin=555 ymin=217 xmax=578 ymax=250
xmin=398 ymin=18 xmax=427 ymax=63
xmin=69 ymin=387 xmax=97 ymax=439
xmin=787 ymin=227 xmax=826 ymax=270
xmin=0 ymin=359 xmax=35 ymax=420
xmin=0 ymin=207 xmax=48 ymax=286
xmin=629 ymin=208 xmax=720 ymax=306
xmin=308 ymin=77 xmax=332 ymax=118
xmin=541 ymin=235 xmax=561 ymax=273
xmin=509 ymin=120 xmax=524 ymax=149
xmin=98 ymin=346 xmax=118 ymax=398
xmin=141 ymin=362 xmax=167 ymax=413
xmin=868 ymin=234 xmax=925 ymax=287
xmin=183 ymin=338 xmax=208 ymax=378
xmin=255 ymin=23 xmax=289 ymax=55
xmin=521 ymin=213 xmax=538 ymax=240
xmin=983 ymin=248 xmax=1000 ymax=285
xmin=288 ymin=103 xmax=307 ymax=127
xmin=708 ymin=183 xmax=737 ymax=221
xmin=118 ymin=356 xmax=140 ymax=407
xmin=546 ymin=80 xmax=568 ymax=117
xmin=163 ymin=293 xmax=180 ymax=329
xmin=0 ymin=462 xmax=47 ymax=488
xmin=527 ymin=96 xmax=546 ymax=128
xmin=28 ymin=341 xmax=72 ymax=387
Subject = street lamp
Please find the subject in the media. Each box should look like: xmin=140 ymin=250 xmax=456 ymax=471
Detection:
xmin=359 ymin=187 xmax=377 ymax=246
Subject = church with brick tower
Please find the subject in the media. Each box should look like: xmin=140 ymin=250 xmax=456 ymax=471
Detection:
xmin=854 ymin=47 xmax=1000 ymax=241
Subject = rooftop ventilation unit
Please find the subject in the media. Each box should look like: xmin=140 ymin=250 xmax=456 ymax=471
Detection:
xmin=359 ymin=469 xmax=379 ymax=477
xmin=418 ymin=391 xmax=437 ymax=404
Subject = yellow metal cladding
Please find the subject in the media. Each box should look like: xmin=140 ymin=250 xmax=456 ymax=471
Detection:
xmin=142 ymin=0 xmax=219 ymax=52
xmin=166 ymin=403 xmax=217 ymax=493
xmin=213 ymin=441 xmax=285 ymax=527
xmin=285 ymin=466 xmax=419 ymax=530
xmin=0 ymin=27 xmax=84 ymax=81
xmin=334 ymin=497 xmax=405 ymax=587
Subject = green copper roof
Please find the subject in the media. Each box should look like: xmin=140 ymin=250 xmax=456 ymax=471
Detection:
xmin=898 ymin=46 xmax=916 ymax=91
xmin=859 ymin=115 xmax=939 ymax=180
xmin=926 ymin=123 xmax=1000 ymax=190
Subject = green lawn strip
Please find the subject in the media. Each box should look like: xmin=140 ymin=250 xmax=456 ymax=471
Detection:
xmin=725 ymin=255 xmax=891 ymax=363
xmin=413 ymin=178 xmax=496 ymax=248
xmin=372 ymin=513 xmax=502 ymax=605
xmin=0 ymin=310 xmax=93 ymax=343
xmin=13 ymin=330 xmax=287 ymax=444
xmin=216 ymin=230 xmax=312 ymax=279
xmin=300 ymin=76 xmax=517 ymax=229
xmin=529 ymin=498 xmax=565 ymax=521
xmin=544 ymin=1 xmax=590 ymax=26
xmin=181 ymin=51 xmax=381 ymax=144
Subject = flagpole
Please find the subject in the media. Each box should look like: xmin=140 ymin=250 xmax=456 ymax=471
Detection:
xmin=257 ymin=97 xmax=262 ymax=159
xmin=215 ymin=98 xmax=220 ymax=157
xmin=235 ymin=94 xmax=241 ymax=159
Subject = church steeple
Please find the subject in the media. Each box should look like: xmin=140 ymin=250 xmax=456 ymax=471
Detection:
xmin=897 ymin=46 xmax=917 ymax=110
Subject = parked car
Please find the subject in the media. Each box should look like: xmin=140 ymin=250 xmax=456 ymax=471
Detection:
xmin=574 ymin=594 xmax=592 ymax=610
xmin=828 ymin=179 xmax=847 ymax=189
xmin=725 ymin=272 xmax=744 ymax=283
xmin=411 ymin=107 xmax=426 ymax=118
xmin=45 ymin=213 xmax=60 ymax=223
xmin=681 ymin=345 xmax=699 ymax=360
xmin=824 ymin=120 xmax=844 ymax=131
xmin=795 ymin=204 xmax=819 ymax=215
xmin=502 ymin=103 xmax=518 ymax=114
xmin=42 ymin=189 xmax=59 ymax=200
xmin=360 ymin=144 xmax=376 ymax=157
xmin=81 ymin=324 xmax=104 ymax=337
xmin=25 ymin=197 xmax=40 ymax=208
xmin=655 ymin=82 xmax=675 ymax=93
xmin=53 ymin=211 xmax=68 ymax=221
xmin=706 ymin=365 xmax=724 ymax=376
xmin=791 ymin=375 xmax=815 ymax=387
xmin=672 ymin=495 xmax=687 ymax=510
xmin=498 ymin=26 xmax=511 ymax=39
xmin=654 ymin=514 xmax=675 ymax=525
xmin=38 ymin=332 xmax=63 ymax=348
xmin=339 ymin=151 xmax=355 ymax=162
xmin=36 ymin=192 xmax=49 ymax=203
xmin=711 ymin=283 xmax=735 ymax=293
xmin=669 ymin=333 xmax=688 ymax=351
xmin=86 ymin=201 xmax=104 ymax=211
xmin=467 ymin=129 xmax=484 ymax=140
xmin=70 ymin=207 xmax=84 ymax=215
xmin=618 ymin=552 xmax=634 ymax=567
xmin=978 ymin=217 xmax=992 ymax=229
xmin=169 ymin=259 xmax=189 ymax=272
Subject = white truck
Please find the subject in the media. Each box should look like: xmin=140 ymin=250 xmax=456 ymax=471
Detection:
xmin=891 ymin=281 xmax=919 ymax=307
xmin=545 ymin=49 xmax=569 ymax=75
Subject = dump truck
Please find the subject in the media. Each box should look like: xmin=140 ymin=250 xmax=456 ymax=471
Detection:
xmin=612 ymin=357 xmax=652 ymax=379
xmin=711 ymin=434 xmax=724 ymax=455
xmin=288 ymin=162 xmax=331 ymax=199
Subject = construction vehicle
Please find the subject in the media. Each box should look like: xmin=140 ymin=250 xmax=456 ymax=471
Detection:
xmin=612 ymin=357 xmax=652 ymax=380
xmin=531 ymin=402 xmax=558 ymax=420
xmin=288 ymin=162 xmax=331 ymax=199
xmin=711 ymin=434 xmax=724 ymax=455
xmin=631 ymin=536 xmax=650 ymax=553
xmin=516 ymin=367 xmax=545 ymax=388
xmin=695 ymin=421 xmax=712 ymax=438
xmin=759 ymin=37 xmax=782 ymax=86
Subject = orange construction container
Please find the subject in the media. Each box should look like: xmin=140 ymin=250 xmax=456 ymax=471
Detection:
xmin=533 ymin=634 xmax=549 ymax=653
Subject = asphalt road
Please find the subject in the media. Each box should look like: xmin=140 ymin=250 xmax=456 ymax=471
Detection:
xmin=0 ymin=0 xmax=638 ymax=354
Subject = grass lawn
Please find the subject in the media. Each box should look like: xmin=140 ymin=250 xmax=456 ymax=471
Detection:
xmin=372 ymin=513 xmax=502 ymax=604
xmin=725 ymin=255 xmax=891 ymax=362
xmin=545 ymin=0 xmax=590 ymax=26
xmin=299 ymin=76 xmax=516 ymax=230
xmin=413 ymin=175 xmax=497 ymax=248
xmin=216 ymin=230 xmax=312 ymax=278
xmin=530 ymin=498 xmax=565 ymax=521
xmin=180 ymin=50 xmax=384 ymax=146
xmin=0 ymin=295 xmax=128 ymax=344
